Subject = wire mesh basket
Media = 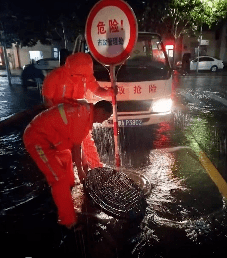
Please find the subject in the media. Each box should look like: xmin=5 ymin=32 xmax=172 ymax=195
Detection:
xmin=84 ymin=167 xmax=147 ymax=220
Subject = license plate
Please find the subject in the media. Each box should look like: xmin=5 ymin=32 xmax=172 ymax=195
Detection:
xmin=118 ymin=119 xmax=142 ymax=127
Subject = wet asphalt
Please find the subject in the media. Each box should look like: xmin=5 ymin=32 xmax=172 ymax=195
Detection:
xmin=1 ymin=69 xmax=227 ymax=258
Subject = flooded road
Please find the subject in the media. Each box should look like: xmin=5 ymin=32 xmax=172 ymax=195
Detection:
xmin=173 ymin=73 xmax=227 ymax=182
xmin=1 ymin=72 xmax=227 ymax=257
xmin=92 ymin=120 xmax=227 ymax=258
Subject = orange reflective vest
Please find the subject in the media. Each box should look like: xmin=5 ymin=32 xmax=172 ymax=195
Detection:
xmin=24 ymin=101 xmax=93 ymax=150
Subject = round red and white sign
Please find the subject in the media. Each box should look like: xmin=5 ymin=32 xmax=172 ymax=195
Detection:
xmin=85 ymin=0 xmax=138 ymax=65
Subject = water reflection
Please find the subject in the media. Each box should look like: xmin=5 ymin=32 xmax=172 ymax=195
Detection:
xmin=182 ymin=111 xmax=227 ymax=182
xmin=0 ymin=112 xmax=227 ymax=257
xmin=0 ymin=132 xmax=47 ymax=213
xmin=93 ymin=119 xmax=227 ymax=257
xmin=0 ymin=76 xmax=42 ymax=121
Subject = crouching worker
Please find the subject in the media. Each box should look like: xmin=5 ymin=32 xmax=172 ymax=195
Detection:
xmin=23 ymin=100 xmax=113 ymax=228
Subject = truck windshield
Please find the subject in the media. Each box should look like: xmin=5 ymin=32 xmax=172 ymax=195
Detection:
xmin=92 ymin=33 xmax=171 ymax=82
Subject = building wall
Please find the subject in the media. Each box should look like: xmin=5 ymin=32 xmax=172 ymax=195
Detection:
xmin=18 ymin=41 xmax=53 ymax=68
xmin=181 ymin=21 xmax=227 ymax=63
xmin=219 ymin=22 xmax=227 ymax=63
xmin=10 ymin=40 xmax=74 ymax=69
xmin=182 ymin=31 xmax=217 ymax=58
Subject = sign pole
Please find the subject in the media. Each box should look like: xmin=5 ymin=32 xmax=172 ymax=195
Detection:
xmin=85 ymin=0 xmax=138 ymax=171
xmin=110 ymin=64 xmax=121 ymax=170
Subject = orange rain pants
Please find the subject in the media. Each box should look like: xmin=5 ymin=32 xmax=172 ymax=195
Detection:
xmin=23 ymin=128 xmax=77 ymax=227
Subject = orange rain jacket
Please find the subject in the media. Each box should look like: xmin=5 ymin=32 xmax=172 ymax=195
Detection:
xmin=42 ymin=53 xmax=100 ymax=105
xmin=23 ymin=101 xmax=93 ymax=226
xmin=41 ymin=53 xmax=103 ymax=169
xmin=25 ymin=102 xmax=93 ymax=151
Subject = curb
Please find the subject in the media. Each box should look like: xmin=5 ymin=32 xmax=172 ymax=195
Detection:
xmin=173 ymin=70 xmax=227 ymax=77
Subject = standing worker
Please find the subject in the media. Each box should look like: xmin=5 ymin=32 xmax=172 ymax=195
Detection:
xmin=23 ymin=100 xmax=113 ymax=228
xmin=41 ymin=52 xmax=117 ymax=169
xmin=42 ymin=52 xmax=116 ymax=107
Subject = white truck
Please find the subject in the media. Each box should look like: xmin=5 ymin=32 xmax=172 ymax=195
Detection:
xmin=74 ymin=32 xmax=173 ymax=127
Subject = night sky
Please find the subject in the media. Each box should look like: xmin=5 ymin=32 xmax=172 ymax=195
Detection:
xmin=3 ymin=0 xmax=144 ymax=19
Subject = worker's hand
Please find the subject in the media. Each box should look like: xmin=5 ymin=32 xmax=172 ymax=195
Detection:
xmin=108 ymin=85 xmax=118 ymax=96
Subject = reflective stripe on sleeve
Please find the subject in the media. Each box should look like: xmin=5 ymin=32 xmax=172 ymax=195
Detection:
xmin=58 ymin=103 xmax=68 ymax=125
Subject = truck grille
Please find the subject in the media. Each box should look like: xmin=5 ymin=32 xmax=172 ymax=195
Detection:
xmin=117 ymin=100 xmax=152 ymax=112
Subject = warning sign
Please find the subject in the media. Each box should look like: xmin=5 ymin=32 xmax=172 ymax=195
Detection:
xmin=85 ymin=0 xmax=138 ymax=65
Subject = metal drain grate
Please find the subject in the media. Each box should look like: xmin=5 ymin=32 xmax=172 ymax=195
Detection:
xmin=84 ymin=167 xmax=147 ymax=219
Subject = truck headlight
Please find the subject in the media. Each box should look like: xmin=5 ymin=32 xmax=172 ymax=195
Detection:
xmin=152 ymin=98 xmax=172 ymax=113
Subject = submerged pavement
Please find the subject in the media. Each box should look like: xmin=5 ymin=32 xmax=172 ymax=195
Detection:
xmin=1 ymin=70 xmax=227 ymax=258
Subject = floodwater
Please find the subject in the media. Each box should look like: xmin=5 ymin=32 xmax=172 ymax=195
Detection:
xmin=1 ymin=73 xmax=227 ymax=257
xmin=92 ymin=123 xmax=227 ymax=258
xmin=173 ymin=73 xmax=227 ymax=181
xmin=1 ymin=124 xmax=226 ymax=258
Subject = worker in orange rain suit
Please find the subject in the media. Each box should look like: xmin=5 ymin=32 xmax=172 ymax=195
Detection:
xmin=41 ymin=52 xmax=116 ymax=170
xmin=23 ymin=100 xmax=113 ymax=228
